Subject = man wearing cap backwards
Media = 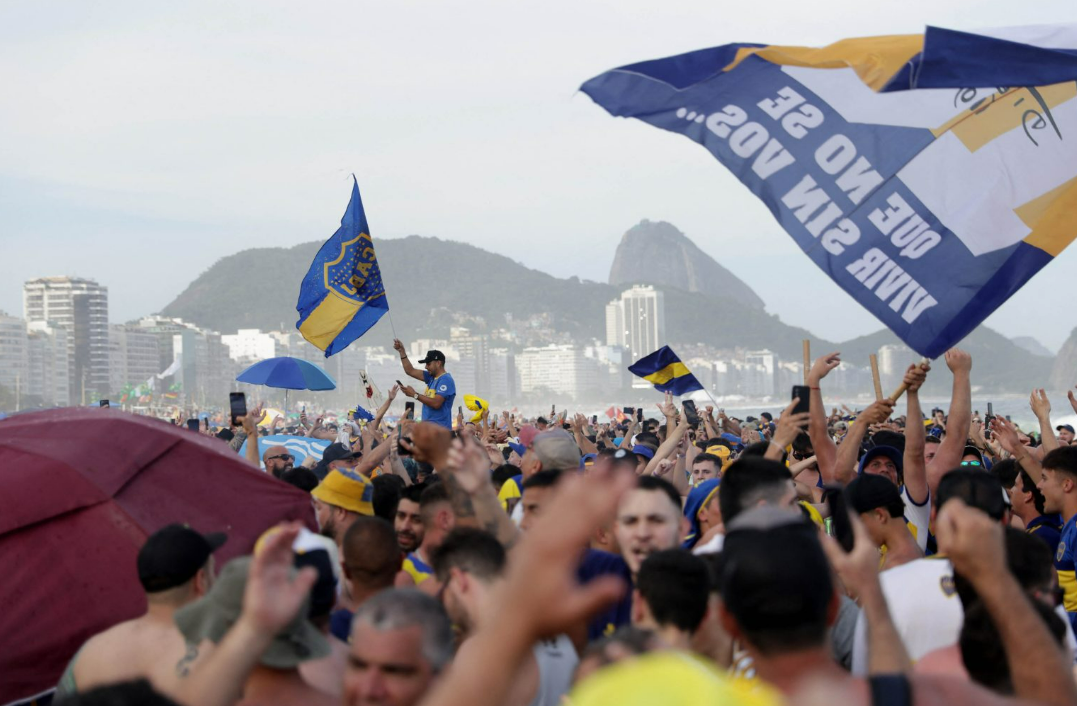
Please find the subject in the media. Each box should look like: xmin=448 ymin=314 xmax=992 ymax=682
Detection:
xmin=844 ymin=474 xmax=922 ymax=571
xmin=393 ymin=338 xmax=456 ymax=429
xmin=55 ymin=524 xmax=225 ymax=698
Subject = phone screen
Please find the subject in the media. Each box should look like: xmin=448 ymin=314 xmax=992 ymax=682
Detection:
xmin=623 ymin=407 xmax=634 ymax=415
xmin=99 ymin=400 xmax=110 ymax=408
xmin=791 ymin=385 xmax=810 ymax=415
xmin=825 ymin=485 xmax=855 ymax=552
xmin=186 ymin=419 xmax=200 ymax=431
xmin=635 ymin=408 xmax=643 ymax=422
xmin=229 ymin=392 xmax=247 ymax=427
xmin=405 ymin=401 xmax=415 ymax=417
xmin=592 ymin=415 xmax=598 ymax=425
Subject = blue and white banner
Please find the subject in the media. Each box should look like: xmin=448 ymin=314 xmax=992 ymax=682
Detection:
xmin=582 ymin=26 xmax=1077 ymax=357
xmin=239 ymin=434 xmax=333 ymax=470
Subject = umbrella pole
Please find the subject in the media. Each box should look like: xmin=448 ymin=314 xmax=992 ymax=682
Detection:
xmin=285 ymin=389 xmax=289 ymax=415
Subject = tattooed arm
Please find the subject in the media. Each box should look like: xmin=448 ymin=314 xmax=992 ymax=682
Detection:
xmin=441 ymin=435 xmax=520 ymax=548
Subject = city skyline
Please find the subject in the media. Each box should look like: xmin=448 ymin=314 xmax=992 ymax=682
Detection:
xmin=3 ymin=2 xmax=1077 ymax=352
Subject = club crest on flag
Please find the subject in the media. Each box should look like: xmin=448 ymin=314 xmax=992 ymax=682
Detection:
xmin=325 ymin=232 xmax=384 ymax=304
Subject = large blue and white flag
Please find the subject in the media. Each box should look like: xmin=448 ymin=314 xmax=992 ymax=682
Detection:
xmin=296 ymin=178 xmax=389 ymax=356
xmin=239 ymin=434 xmax=333 ymax=471
xmin=582 ymin=25 xmax=1077 ymax=357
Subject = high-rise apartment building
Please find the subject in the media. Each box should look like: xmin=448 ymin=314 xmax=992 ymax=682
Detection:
xmin=0 ymin=312 xmax=29 ymax=405
xmin=605 ymin=285 xmax=665 ymax=364
xmin=27 ymin=321 xmax=70 ymax=406
xmin=23 ymin=277 xmax=109 ymax=403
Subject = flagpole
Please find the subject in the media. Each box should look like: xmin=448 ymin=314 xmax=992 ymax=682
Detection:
xmin=387 ymin=310 xmax=399 ymax=340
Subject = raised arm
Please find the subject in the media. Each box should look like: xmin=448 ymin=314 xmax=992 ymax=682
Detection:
xmin=901 ymin=362 xmax=930 ymax=505
xmin=1030 ymin=389 xmax=1059 ymax=454
xmin=834 ymin=400 xmax=895 ymax=485
xmin=392 ymin=338 xmax=426 ymax=382
xmin=765 ymin=398 xmax=809 ymax=463
xmin=571 ymin=414 xmax=598 ymax=455
xmin=442 ymin=435 xmax=520 ymax=548
xmin=926 ymin=349 xmax=971 ymax=493
xmin=807 ymin=352 xmax=842 ymax=480
xmin=371 ymin=384 xmax=400 ymax=431
xmin=240 ymin=403 xmax=265 ymax=469
xmin=352 ymin=435 xmax=393 ymax=477
xmin=991 ymin=416 xmax=1044 ymax=479
xmin=643 ymin=416 xmax=688 ymax=475
xmin=937 ymin=499 xmax=1077 ymax=706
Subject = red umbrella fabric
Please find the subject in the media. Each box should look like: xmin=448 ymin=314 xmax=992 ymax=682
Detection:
xmin=0 ymin=408 xmax=317 ymax=704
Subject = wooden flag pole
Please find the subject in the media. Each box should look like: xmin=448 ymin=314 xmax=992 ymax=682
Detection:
xmin=886 ymin=357 xmax=931 ymax=404
xmin=869 ymin=354 xmax=883 ymax=401
xmin=802 ymin=340 xmax=810 ymax=384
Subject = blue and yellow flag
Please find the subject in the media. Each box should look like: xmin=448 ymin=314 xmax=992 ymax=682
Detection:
xmin=628 ymin=346 xmax=703 ymax=396
xmin=582 ymin=25 xmax=1077 ymax=358
xmin=296 ymin=178 xmax=389 ymax=356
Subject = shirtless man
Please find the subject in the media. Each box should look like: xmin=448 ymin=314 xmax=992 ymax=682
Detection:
xmin=55 ymin=524 xmax=225 ymax=697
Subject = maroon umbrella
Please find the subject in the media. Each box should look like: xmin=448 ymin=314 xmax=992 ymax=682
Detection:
xmin=0 ymin=408 xmax=317 ymax=704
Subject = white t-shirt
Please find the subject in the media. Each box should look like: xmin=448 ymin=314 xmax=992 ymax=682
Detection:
xmin=851 ymin=557 xmax=961 ymax=675
xmin=692 ymin=533 xmax=724 ymax=556
xmin=901 ymin=484 xmax=931 ymax=552
xmin=530 ymin=635 xmax=578 ymax=706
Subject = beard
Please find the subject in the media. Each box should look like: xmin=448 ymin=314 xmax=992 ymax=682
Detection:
xmin=397 ymin=530 xmax=420 ymax=553
xmin=320 ymin=515 xmax=338 ymax=542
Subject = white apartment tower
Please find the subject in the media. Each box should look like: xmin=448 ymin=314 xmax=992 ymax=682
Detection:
xmin=23 ymin=277 xmax=109 ymax=403
xmin=605 ymin=285 xmax=665 ymax=362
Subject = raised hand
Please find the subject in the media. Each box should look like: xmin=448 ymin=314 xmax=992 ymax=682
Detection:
xmin=388 ymin=384 xmax=400 ymax=401
xmin=656 ymin=391 xmax=676 ymax=418
xmin=244 ymin=522 xmax=318 ymax=636
xmin=1069 ymin=387 xmax=1077 ymax=416
xmin=773 ymin=398 xmax=810 ymax=447
xmin=489 ymin=467 xmax=634 ymax=639
xmin=860 ymin=399 xmax=895 ymax=426
xmin=989 ymin=416 xmax=1022 ymax=456
xmin=944 ymin=348 xmax=972 ymax=374
xmin=443 ymin=435 xmax=494 ymax=495
xmin=903 ymin=362 xmax=929 ymax=393
xmin=819 ymin=510 xmax=879 ymax=599
xmin=808 ymin=352 xmax=842 ymax=384
xmin=392 ymin=339 xmax=406 ymax=355
xmin=651 ymin=457 xmax=675 ymax=477
xmin=1030 ymin=388 xmax=1052 ymax=420
xmin=935 ymin=498 xmax=1004 ymax=583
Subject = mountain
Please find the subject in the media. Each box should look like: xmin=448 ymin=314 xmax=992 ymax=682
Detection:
xmin=608 ymin=220 xmax=765 ymax=310
xmin=838 ymin=327 xmax=1054 ymax=393
xmin=159 ymin=228 xmax=1051 ymax=392
xmin=160 ymin=235 xmax=823 ymax=359
xmin=1012 ymin=336 xmax=1054 ymax=358
xmin=1050 ymin=328 xmax=1077 ymax=391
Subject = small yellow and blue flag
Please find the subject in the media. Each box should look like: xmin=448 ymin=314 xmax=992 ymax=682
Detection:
xmin=628 ymin=346 xmax=703 ymax=396
xmin=296 ymin=178 xmax=389 ymax=356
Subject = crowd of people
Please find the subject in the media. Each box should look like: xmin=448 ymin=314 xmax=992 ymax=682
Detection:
xmin=38 ymin=340 xmax=1077 ymax=706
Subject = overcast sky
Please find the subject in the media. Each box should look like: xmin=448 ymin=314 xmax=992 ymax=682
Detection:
xmin=2 ymin=1 xmax=1075 ymax=351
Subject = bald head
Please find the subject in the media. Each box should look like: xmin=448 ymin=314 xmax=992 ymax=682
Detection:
xmin=262 ymin=444 xmax=294 ymax=478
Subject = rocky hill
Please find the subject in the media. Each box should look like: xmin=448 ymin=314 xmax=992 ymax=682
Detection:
xmin=1050 ymin=328 xmax=1077 ymax=391
xmin=608 ymin=220 xmax=765 ymax=309
xmin=161 ymin=234 xmax=823 ymax=359
xmin=159 ymin=227 xmax=1053 ymax=392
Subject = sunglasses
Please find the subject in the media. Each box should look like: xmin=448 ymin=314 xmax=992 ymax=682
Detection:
xmin=267 ymin=453 xmax=294 ymax=461
xmin=960 ymin=460 xmax=982 ymax=467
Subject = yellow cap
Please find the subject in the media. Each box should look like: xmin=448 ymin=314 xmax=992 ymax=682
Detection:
xmin=799 ymin=500 xmax=825 ymax=528
xmin=311 ymin=468 xmax=374 ymax=516
xmin=705 ymin=445 xmax=731 ymax=458
xmin=570 ymin=651 xmax=780 ymax=706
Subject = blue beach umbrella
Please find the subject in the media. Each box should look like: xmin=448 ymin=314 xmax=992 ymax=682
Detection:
xmin=236 ymin=357 xmax=337 ymax=409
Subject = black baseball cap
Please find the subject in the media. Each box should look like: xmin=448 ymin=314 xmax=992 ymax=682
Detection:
xmin=137 ymin=524 xmax=227 ymax=593
xmin=845 ymin=473 xmax=902 ymax=514
xmin=418 ymin=350 xmax=446 ymax=364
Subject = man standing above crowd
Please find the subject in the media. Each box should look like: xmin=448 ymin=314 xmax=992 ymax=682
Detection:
xmin=393 ymin=339 xmax=456 ymax=429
